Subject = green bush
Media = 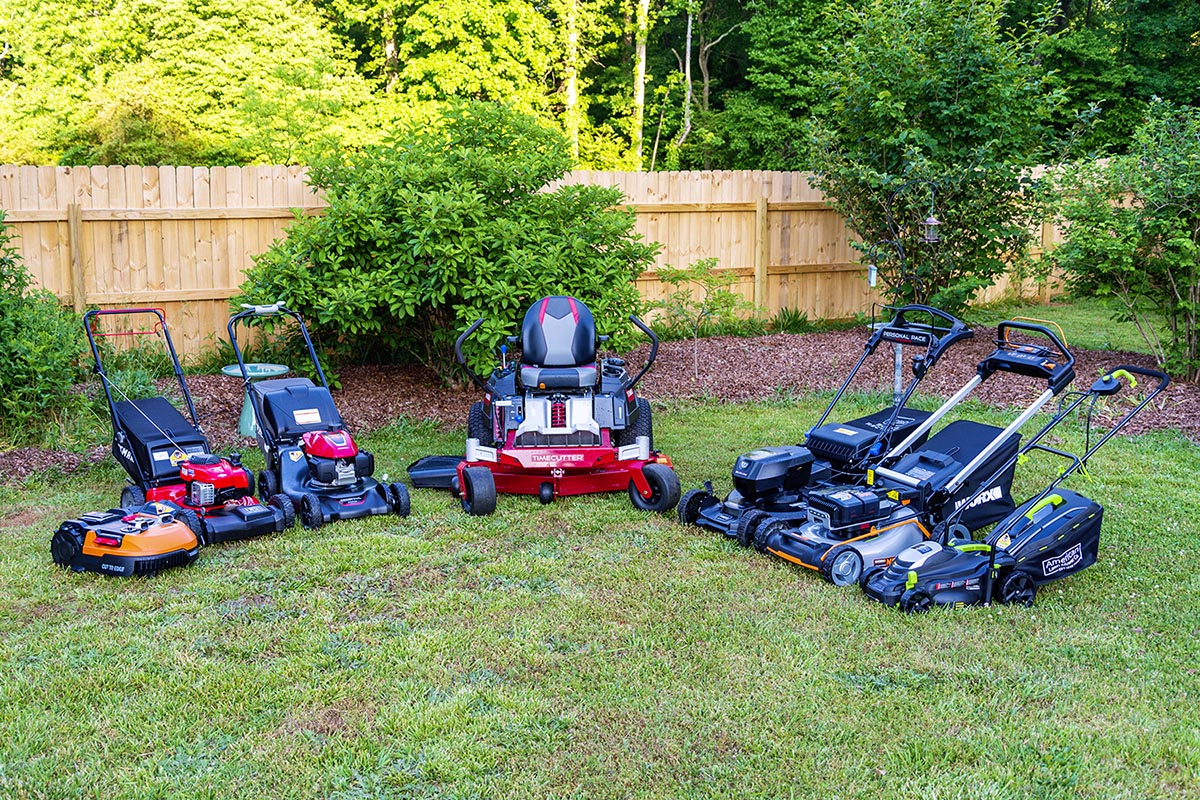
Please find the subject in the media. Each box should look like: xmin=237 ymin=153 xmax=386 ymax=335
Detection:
xmin=1047 ymin=100 xmax=1200 ymax=381
xmin=237 ymin=101 xmax=658 ymax=381
xmin=0 ymin=213 xmax=87 ymax=446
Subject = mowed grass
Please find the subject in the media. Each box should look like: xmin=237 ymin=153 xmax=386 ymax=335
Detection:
xmin=1 ymin=396 xmax=1198 ymax=800
xmin=965 ymin=295 xmax=1162 ymax=355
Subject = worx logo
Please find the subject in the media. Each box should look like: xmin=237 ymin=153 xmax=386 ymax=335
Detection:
xmin=953 ymin=486 xmax=1003 ymax=511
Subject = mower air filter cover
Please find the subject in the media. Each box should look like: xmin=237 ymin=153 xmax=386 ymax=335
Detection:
xmin=731 ymin=446 xmax=815 ymax=500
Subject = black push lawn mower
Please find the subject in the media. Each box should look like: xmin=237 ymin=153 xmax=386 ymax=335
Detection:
xmin=677 ymin=304 xmax=974 ymax=545
xmin=227 ymin=303 xmax=410 ymax=528
xmin=51 ymin=501 xmax=202 ymax=577
xmin=85 ymin=308 xmax=294 ymax=545
xmin=407 ymin=295 xmax=680 ymax=515
xmin=753 ymin=320 xmax=1080 ymax=586
xmin=862 ymin=364 xmax=1169 ymax=611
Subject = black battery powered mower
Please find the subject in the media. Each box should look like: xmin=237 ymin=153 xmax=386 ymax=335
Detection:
xmin=862 ymin=364 xmax=1169 ymax=611
xmin=753 ymin=320 xmax=1079 ymax=586
xmin=407 ymin=295 xmax=680 ymax=515
xmin=227 ymin=303 xmax=410 ymax=528
xmin=85 ymin=308 xmax=295 ymax=545
xmin=51 ymin=501 xmax=203 ymax=577
xmin=677 ymin=304 xmax=973 ymax=545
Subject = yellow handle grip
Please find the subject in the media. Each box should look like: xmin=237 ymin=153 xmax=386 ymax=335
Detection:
xmin=1025 ymin=493 xmax=1064 ymax=519
xmin=1107 ymin=369 xmax=1137 ymax=388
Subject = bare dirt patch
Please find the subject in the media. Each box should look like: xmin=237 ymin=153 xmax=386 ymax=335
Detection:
xmin=1 ymin=327 xmax=1195 ymax=483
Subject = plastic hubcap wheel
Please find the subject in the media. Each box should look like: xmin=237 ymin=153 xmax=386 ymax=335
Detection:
xmin=830 ymin=550 xmax=862 ymax=586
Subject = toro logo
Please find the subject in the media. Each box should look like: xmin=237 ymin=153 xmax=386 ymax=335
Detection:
xmin=1042 ymin=543 xmax=1083 ymax=577
xmin=117 ymin=442 xmax=136 ymax=464
xmin=531 ymin=453 xmax=586 ymax=465
xmin=953 ymin=486 xmax=1003 ymax=511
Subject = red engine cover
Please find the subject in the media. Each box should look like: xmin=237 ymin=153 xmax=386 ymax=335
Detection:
xmin=302 ymin=429 xmax=359 ymax=459
xmin=179 ymin=456 xmax=249 ymax=489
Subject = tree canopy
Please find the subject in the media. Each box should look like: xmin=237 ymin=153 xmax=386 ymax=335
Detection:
xmin=2 ymin=0 xmax=1197 ymax=168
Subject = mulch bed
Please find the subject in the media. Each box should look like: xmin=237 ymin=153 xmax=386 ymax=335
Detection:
xmin=2 ymin=327 xmax=1195 ymax=483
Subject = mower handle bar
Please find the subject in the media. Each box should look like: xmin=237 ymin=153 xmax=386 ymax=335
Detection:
xmin=226 ymin=303 xmax=330 ymax=390
xmin=995 ymin=320 xmax=1073 ymax=366
xmin=83 ymin=306 xmax=200 ymax=430
xmin=935 ymin=363 xmax=1169 ymax=543
xmin=867 ymin=304 xmax=973 ymax=378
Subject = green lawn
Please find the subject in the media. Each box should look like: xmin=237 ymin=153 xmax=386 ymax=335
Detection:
xmin=965 ymin=296 xmax=1161 ymax=355
xmin=1 ymin=397 xmax=1198 ymax=799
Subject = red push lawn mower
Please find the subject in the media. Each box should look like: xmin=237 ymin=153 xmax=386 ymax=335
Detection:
xmin=85 ymin=308 xmax=295 ymax=545
xmin=51 ymin=501 xmax=202 ymax=578
xmin=408 ymin=295 xmax=680 ymax=515
xmin=226 ymin=303 xmax=409 ymax=528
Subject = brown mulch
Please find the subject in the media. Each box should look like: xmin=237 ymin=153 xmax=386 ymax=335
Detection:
xmin=1 ymin=327 xmax=1195 ymax=483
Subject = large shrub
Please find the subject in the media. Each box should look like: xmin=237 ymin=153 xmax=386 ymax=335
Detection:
xmin=238 ymin=102 xmax=657 ymax=380
xmin=807 ymin=0 xmax=1059 ymax=314
xmin=1048 ymin=100 xmax=1200 ymax=381
xmin=0 ymin=213 xmax=85 ymax=446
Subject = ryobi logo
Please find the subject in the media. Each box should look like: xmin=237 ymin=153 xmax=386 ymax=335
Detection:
xmin=1042 ymin=543 xmax=1083 ymax=577
xmin=953 ymin=486 xmax=1003 ymax=511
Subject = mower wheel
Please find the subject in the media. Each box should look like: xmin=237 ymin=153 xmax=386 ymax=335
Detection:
xmin=753 ymin=519 xmax=786 ymax=554
xmin=628 ymin=462 xmax=680 ymax=513
xmin=50 ymin=523 xmax=85 ymax=567
xmin=997 ymin=570 xmax=1037 ymax=607
xmin=300 ymin=492 xmax=325 ymax=529
xmin=859 ymin=566 xmax=885 ymax=589
xmin=120 ymin=484 xmax=146 ymax=511
xmin=538 ymin=482 xmax=555 ymax=504
xmin=736 ymin=509 xmax=770 ymax=548
xmin=389 ymin=483 xmax=411 ymax=517
xmin=269 ymin=493 xmax=296 ymax=530
xmin=899 ymin=587 xmax=934 ymax=614
xmin=259 ymin=469 xmax=279 ymax=502
xmin=616 ymin=398 xmax=653 ymax=448
xmin=822 ymin=547 xmax=864 ymax=587
xmin=468 ymin=402 xmax=494 ymax=446
xmin=460 ymin=466 xmax=497 ymax=516
xmin=677 ymin=489 xmax=713 ymax=526
xmin=175 ymin=509 xmax=206 ymax=546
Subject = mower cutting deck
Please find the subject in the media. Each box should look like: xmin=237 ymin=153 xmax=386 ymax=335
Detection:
xmin=84 ymin=308 xmax=294 ymax=545
xmin=227 ymin=304 xmax=410 ymax=529
xmin=408 ymin=295 xmax=680 ymax=515
xmin=678 ymin=304 xmax=974 ymax=545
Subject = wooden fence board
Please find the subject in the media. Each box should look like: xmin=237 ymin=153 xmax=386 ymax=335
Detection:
xmin=2 ymin=167 xmax=1058 ymax=358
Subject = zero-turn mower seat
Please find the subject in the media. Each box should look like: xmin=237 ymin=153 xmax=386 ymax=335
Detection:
xmin=519 ymin=296 xmax=598 ymax=390
xmin=251 ymin=378 xmax=344 ymax=441
xmin=113 ymin=397 xmax=210 ymax=483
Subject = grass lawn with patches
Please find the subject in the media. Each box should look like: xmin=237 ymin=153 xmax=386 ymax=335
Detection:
xmin=965 ymin=296 xmax=1162 ymax=355
xmin=1 ymin=397 xmax=1198 ymax=799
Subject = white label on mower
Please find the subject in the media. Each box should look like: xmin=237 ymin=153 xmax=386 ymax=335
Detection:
xmin=152 ymin=450 xmax=169 ymax=461
xmin=953 ymin=486 xmax=1003 ymax=511
xmin=907 ymin=467 xmax=935 ymax=481
xmin=293 ymin=408 xmax=322 ymax=425
xmin=833 ymin=427 xmax=857 ymax=436
xmin=1042 ymin=543 xmax=1083 ymax=577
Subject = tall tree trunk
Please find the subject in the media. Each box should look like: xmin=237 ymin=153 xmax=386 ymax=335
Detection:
xmin=564 ymin=0 xmax=580 ymax=160
xmin=633 ymin=0 xmax=650 ymax=167
xmin=383 ymin=10 xmax=399 ymax=93
xmin=676 ymin=11 xmax=693 ymax=147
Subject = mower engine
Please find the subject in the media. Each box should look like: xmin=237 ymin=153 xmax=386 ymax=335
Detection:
xmin=303 ymin=429 xmax=374 ymax=488
xmin=179 ymin=453 xmax=253 ymax=507
xmin=731 ymin=446 xmax=819 ymax=502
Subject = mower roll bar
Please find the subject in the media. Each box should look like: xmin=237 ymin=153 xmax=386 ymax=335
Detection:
xmin=84 ymin=307 xmax=201 ymax=430
xmin=454 ymin=312 xmax=661 ymax=393
xmin=226 ymin=303 xmax=331 ymax=391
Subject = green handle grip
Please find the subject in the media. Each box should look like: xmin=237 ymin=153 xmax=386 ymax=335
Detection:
xmin=1108 ymin=369 xmax=1137 ymax=388
xmin=1025 ymin=493 xmax=1064 ymax=520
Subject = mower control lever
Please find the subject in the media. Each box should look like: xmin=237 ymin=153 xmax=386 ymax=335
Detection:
xmin=627 ymin=315 xmax=659 ymax=390
xmin=455 ymin=319 xmax=490 ymax=393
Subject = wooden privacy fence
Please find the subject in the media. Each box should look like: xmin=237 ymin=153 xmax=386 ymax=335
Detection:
xmin=0 ymin=165 xmax=1055 ymax=358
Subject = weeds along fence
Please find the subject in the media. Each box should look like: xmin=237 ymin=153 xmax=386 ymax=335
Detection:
xmin=0 ymin=165 xmax=1057 ymax=358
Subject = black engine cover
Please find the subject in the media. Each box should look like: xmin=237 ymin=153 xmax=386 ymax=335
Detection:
xmin=731 ymin=446 xmax=814 ymax=500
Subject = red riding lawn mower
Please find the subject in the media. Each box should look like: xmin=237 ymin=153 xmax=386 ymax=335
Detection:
xmin=84 ymin=308 xmax=295 ymax=545
xmin=408 ymin=295 xmax=681 ymax=515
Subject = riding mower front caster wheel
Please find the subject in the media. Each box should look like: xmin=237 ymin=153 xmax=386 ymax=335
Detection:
xmin=538 ymin=483 xmax=554 ymax=505
xmin=628 ymin=463 xmax=680 ymax=514
xmin=461 ymin=466 xmax=496 ymax=516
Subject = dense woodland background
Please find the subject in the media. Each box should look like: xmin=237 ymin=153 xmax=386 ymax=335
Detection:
xmin=2 ymin=0 xmax=1197 ymax=170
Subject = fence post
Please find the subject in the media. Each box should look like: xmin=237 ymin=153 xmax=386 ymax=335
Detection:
xmin=754 ymin=196 xmax=769 ymax=313
xmin=67 ymin=202 xmax=85 ymax=313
